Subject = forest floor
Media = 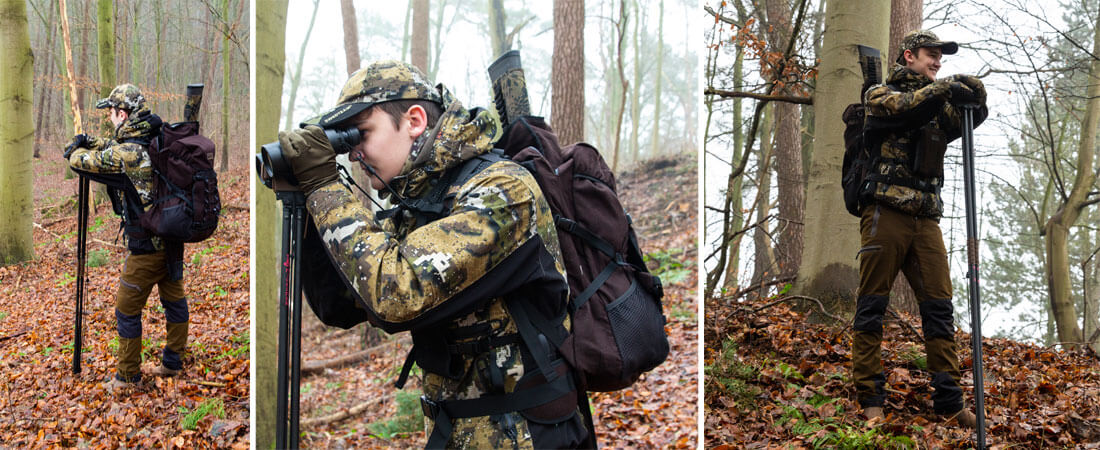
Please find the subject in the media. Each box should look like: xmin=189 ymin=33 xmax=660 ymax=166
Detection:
xmin=295 ymin=153 xmax=700 ymax=448
xmin=0 ymin=157 xmax=251 ymax=448
xmin=704 ymin=293 xmax=1100 ymax=449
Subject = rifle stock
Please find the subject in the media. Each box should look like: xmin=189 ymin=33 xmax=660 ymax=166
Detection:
xmin=856 ymin=45 xmax=882 ymax=98
xmin=185 ymin=84 xmax=204 ymax=123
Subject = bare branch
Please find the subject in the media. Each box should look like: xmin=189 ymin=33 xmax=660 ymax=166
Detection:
xmin=704 ymin=87 xmax=813 ymax=105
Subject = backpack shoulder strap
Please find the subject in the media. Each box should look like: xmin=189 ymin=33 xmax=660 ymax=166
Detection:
xmin=402 ymin=149 xmax=508 ymax=227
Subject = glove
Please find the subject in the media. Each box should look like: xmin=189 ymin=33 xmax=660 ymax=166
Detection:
xmin=63 ymin=133 xmax=88 ymax=159
xmin=943 ymin=74 xmax=984 ymax=106
xmin=277 ymin=125 xmax=340 ymax=195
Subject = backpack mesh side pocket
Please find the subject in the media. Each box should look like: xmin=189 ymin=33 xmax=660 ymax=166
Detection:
xmin=607 ymin=277 xmax=668 ymax=384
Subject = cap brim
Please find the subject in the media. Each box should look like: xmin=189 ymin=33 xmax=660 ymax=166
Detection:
xmin=934 ymin=41 xmax=959 ymax=55
xmin=315 ymin=102 xmax=373 ymax=128
xmin=95 ymin=98 xmax=112 ymax=109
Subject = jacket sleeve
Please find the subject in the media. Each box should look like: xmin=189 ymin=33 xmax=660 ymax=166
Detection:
xmin=305 ymin=161 xmax=552 ymax=331
xmin=864 ymin=82 xmax=951 ymax=133
xmin=68 ymin=139 xmax=137 ymax=174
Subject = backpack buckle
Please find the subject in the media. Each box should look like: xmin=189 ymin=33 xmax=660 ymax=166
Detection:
xmin=420 ymin=396 xmax=441 ymax=420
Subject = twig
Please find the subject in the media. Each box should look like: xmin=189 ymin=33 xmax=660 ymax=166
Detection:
xmin=0 ymin=330 xmax=30 ymax=344
xmin=301 ymin=339 xmax=406 ymax=376
xmin=33 ymin=222 xmax=126 ymax=250
xmin=723 ymin=275 xmax=796 ymax=300
xmin=751 ymin=295 xmax=845 ymax=324
xmin=886 ymin=307 xmax=924 ymax=343
xmin=704 ymin=87 xmax=813 ymax=105
xmin=190 ymin=380 xmax=227 ymax=387
xmin=300 ymin=394 xmax=396 ymax=427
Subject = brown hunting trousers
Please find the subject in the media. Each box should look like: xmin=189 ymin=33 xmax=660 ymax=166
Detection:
xmin=852 ymin=204 xmax=964 ymax=414
xmin=115 ymin=251 xmax=188 ymax=381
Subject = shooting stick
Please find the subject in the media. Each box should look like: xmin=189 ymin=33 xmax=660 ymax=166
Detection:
xmin=960 ymin=105 xmax=986 ymax=448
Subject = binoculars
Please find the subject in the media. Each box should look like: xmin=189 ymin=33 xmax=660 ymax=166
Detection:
xmin=255 ymin=127 xmax=361 ymax=190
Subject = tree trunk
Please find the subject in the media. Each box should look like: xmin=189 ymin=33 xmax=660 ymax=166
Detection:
xmin=882 ymin=0 xmax=925 ymax=316
xmin=0 ymin=0 xmax=36 ymax=264
xmin=97 ymin=0 xmax=115 ymax=134
xmin=648 ymin=0 xmax=663 ymax=156
xmin=888 ymin=0 xmax=922 ymax=65
xmin=220 ymin=0 xmax=230 ymax=172
xmin=764 ymin=0 xmax=804 ymax=281
xmin=33 ymin=0 xmax=58 ymax=158
xmin=628 ymin=0 xmax=641 ymax=164
xmin=282 ymin=0 xmax=319 ymax=131
xmin=411 ymin=0 xmax=429 ymax=73
xmin=488 ymin=0 xmax=508 ymax=57
xmin=751 ymin=104 xmax=776 ymax=287
xmin=401 ymin=0 xmax=412 ymax=61
xmin=720 ymin=10 xmax=747 ymax=293
xmin=254 ymin=0 xmax=288 ymax=447
xmin=610 ymin=0 xmax=628 ymax=172
xmin=551 ymin=0 xmax=585 ymax=146
xmin=340 ymin=0 xmax=361 ymax=75
xmin=795 ymin=0 xmax=889 ymax=310
xmin=1044 ymin=8 xmax=1100 ymax=349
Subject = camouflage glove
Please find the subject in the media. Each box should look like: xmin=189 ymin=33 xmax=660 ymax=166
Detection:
xmin=63 ymin=134 xmax=88 ymax=159
xmin=948 ymin=74 xmax=986 ymax=105
xmin=941 ymin=77 xmax=979 ymax=106
xmin=277 ymin=125 xmax=340 ymax=196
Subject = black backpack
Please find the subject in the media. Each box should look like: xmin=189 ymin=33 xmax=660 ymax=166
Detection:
xmin=841 ymin=102 xmax=874 ymax=217
xmin=140 ymin=121 xmax=221 ymax=242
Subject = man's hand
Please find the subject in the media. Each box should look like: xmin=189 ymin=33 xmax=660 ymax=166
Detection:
xmin=63 ymin=134 xmax=87 ymax=160
xmin=277 ymin=125 xmax=340 ymax=195
xmin=943 ymin=75 xmax=985 ymax=106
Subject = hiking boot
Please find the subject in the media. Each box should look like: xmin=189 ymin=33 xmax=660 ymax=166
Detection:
xmin=105 ymin=375 xmax=141 ymax=394
xmin=149 ymin=363 xmax=181 ymax=377
xmin=863 ymin=406 xmax=885 ymax=423
xmin=942 ymin=408 xmax=978 ymax=429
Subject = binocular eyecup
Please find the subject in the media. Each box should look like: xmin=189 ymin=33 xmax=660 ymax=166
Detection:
xmin=256 ymin=127 xmax=361 ymax=190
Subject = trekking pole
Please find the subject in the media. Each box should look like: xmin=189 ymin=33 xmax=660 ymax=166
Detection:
xmin=959 ymin=104 xmax=986 ymax=449
xmin=274 ymin=188 xmax=306 ymax=449
xmin=72 ymin=175 xmax=90 ymax=374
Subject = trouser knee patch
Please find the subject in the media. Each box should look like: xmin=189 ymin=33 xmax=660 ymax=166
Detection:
xmin=930 ymin=371 xmax=964 ymax=414
xmin=161 ymin=297 xmax=189 ymax=324
xmin=853 ymin=295 xmax=889 ymax=332
xmin=116 ymin=308 xmax=142 ymax=339
xmin=920 ymin=298 xmax=955 ymax=340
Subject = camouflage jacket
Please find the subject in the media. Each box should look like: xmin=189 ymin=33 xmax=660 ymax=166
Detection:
xmin=68 ymin=106 xmax=164 ymax=253
xmin=306 ymin=91 xmax=583 ymax=448
xmin=863 ymin=66 xmax=987 ymax=218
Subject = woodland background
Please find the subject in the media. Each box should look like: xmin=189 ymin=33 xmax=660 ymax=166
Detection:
xmin=255 ymin=0 xmax=699 ymax=448
xmin=704 ymin=0 xmax=1100 ymax=447
xmin=0 ymin=0 xmax=251 ymax=446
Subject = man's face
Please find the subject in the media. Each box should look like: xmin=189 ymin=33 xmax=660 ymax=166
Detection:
xmin=348 ymin=106 xmax=424 ymax=190
xmin=109 ymin=108 xmax=129 ymax=127
xmin=904 ymin=47 xmax=943 ymax=80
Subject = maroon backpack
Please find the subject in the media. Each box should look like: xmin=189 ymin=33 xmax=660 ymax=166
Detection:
xmin=500 ymin=116 xmax=669 ymax=392
xmin=140 ymin=121 xmax=221 ymax=242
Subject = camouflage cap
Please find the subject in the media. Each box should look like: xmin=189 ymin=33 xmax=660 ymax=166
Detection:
xmin=315 ymin=61 xmax=443 ymax=127
xmin=95 ymin=84 xmax=145 ymax=111
xmin=896 ymin=30 xmax=959 ymax=63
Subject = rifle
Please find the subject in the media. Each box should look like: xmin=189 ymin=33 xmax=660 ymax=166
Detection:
xmin=856 ymin=45 xmax=882 ymax=98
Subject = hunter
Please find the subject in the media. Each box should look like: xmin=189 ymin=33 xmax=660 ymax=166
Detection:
xmin=853 ymin=30 xmax=988 ymax=428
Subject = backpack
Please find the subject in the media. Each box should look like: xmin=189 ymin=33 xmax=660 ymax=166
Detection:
xmin=140 ymin=121 xmax=221 ymax=242
xmin=399 ymin=116 xmax=670 ymax=393
xmin=841 ymin=102 xmax=874 ymax=217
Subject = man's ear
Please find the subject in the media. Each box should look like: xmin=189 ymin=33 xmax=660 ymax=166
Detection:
xmin=405 ymin=105 xmax=428 ymax=138
xmin=903 ymin=49 xmax=916 ymax=65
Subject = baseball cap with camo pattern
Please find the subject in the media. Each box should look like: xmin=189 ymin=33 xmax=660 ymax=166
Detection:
xmin=896 ymin=30 xmax=959 ymax=64
xmin=95 ymin=84 xmax=146 ymax=111
xmin=313 ymin=60 xmax=443 ymax=128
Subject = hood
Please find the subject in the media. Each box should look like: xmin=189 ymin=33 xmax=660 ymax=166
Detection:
xmin=383 ymin=84 xmax=502 ymax=200
xmin=114 ymin=105 xmax=163 ymax=146
xmin=886 ymin=64 xmax=934 ymax=92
